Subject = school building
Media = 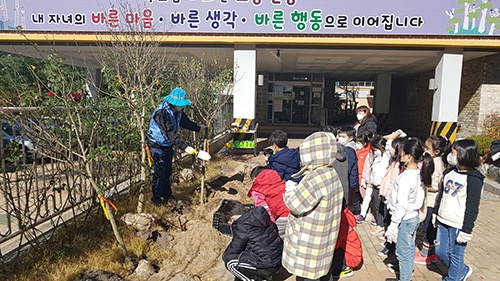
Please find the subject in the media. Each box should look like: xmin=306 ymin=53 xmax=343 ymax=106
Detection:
xmin=0 ymin=0 xmax=499 ymax=140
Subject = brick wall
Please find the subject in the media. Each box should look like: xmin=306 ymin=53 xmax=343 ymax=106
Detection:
xmin=254 ymin=72 xmax=269 ymax=125
xmin=457 ymin=56 xmax=483 ymax=138
xmin=390 ymin=53 xmax=500 ymax=139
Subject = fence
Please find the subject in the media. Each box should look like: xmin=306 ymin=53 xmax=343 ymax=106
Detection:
xmin=0 ymin=108 xmax=141 ymax=262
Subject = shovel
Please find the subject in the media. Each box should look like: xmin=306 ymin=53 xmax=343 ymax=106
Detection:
xmin=195 ymin=150 xmax=211 ymax=161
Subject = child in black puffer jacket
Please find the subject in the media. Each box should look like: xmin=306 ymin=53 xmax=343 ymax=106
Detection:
xmin=221 ymin=200 xmax=283 ymax=281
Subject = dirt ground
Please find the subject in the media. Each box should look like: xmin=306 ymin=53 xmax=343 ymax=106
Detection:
xmin=125 ymin=151 xmax=290 ymax=281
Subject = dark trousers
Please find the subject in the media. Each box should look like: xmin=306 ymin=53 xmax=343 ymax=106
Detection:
xmin=348 ymin=188 xmax=362 ymax=215
xmin=224 ymin=253 xmax=280 ymax=281
xmin=369 ymin=187 xmax=384 ymax=227
xmin=150 ymin=145 xmax=174 ymax=202
xmin=421 ymin=206 xmax=437 ymax=256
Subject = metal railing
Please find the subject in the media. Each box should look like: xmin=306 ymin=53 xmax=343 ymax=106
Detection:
xmin=0 ymin=112 xmax=141 ymax=261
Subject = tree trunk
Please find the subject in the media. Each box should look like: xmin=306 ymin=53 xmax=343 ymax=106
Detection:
xmin=106 ymin=201 xmax=132 ymax=268
xmin=136 ymin=107 xmax=147 ymax=214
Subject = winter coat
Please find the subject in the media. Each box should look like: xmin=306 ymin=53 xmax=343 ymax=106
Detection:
xmin=282 ymin=132 xmax=343 ymax=279
xmin=356 ymin=144 xmax=371 ymax=186
xmin=222 ymin=206 xmax=283 ymax=269
xmin=379 ymin=161 xmax=401 ymax=198
xmin=335 ymin=207 xmax=363 ymax=269
xmin=356 ymin=115 xmax=378 ymax=136
xmin=434 ymin=167 xmax=484 ymax=234
xmin=147 ymin=101 xmax=200 ymax=149
xmin=333 ymin=144 xmax=349 ymax=202
xmin=268 ymin=147 xmax=302 ymax=183
xmin=248 ymin=169 xmax=290 ymax=220
xmin=388 ymin=169 xmax=426 ymax=224
xmin=360 ymin=151 xmax=374 ymax=198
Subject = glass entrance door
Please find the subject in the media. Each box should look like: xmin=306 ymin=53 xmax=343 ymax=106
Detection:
xmin=292 ymin=86 xmax=310 ymax=124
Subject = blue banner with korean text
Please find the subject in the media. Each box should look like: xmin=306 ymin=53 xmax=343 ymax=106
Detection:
xmin=1 ymin=0 xmax=499 ymax=35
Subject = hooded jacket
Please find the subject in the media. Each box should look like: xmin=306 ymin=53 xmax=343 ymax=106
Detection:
xmin=434 ymin=167 xmax=484 ymax=234
xmin=248 ymin=169 xmax=290 ymax=220
xmin=268 ymin=147 xmax=302 ymax=183
xmin=282 ymin=132 xmax=343 ymax=279
xmin=357 ymin=115 xmax=378 ymax=136
xmin=222 ymin=206 xmax=283 ymax=268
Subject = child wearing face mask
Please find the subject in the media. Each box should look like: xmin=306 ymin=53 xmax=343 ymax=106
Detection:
xmin=385 ymin=137 xmax=431 ymax=281
xmin=377 ymin=137 xmax=406 ymax=257
xmin=366 ymin=135 xmax=395 ymax=237
xmin=433 ymin=139 xmax=484 ymax=281
xmin=338 ymin=126 xmax=360 ymax=215
xmin=414 ymin=135 xmax=451 ymax=265
xmin=354 ymin=105 xmax=378 ymax=136
xmin=355 ymin=131 xmax=372 ymax=216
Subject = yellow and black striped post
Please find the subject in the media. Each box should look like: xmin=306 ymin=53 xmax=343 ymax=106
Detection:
xmin=430 ymin=121 xmax=457 ymax=143
xmin=232 ymin=118 xmax=255 ymax=140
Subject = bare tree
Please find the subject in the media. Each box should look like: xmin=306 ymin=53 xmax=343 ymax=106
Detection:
xmin=96 ymin=30 xmax=176 ymax=214
xmin=174 ymin=56 xmax=234 ymax=204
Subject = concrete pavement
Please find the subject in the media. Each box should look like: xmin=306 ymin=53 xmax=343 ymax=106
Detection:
xmin=349 ymin=188 xmax=500 ymax=281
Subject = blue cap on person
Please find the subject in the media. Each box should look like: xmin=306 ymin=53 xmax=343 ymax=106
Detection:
xmin=164 ymin=87 xmax=192 ymax=106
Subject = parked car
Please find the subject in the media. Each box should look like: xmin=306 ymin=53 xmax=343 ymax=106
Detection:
xmin=1 ymin=120 xmax=37 ymax=163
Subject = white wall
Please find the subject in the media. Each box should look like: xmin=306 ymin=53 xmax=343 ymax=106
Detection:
xmin=233 ymin=49 xmax=256 ymax=119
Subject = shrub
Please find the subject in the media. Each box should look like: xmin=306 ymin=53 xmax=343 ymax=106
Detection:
xmin=468 ymin=135 xmax=495 ymax=155
xmin=483 ymin=112 xmax=500 ymax=140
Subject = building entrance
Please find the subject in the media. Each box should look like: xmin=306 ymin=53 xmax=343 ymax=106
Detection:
xmin=266 ymin=73 xmax=324 ymax=125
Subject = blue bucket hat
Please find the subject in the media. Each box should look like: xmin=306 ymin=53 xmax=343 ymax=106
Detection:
xmin=164 ymin=88 xmax=192 ymax=106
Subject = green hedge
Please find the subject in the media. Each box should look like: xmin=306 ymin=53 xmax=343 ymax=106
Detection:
xmin=468 ymin=135 xmax=495 ymax=156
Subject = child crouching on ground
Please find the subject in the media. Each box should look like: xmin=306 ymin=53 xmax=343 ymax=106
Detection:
xmin=221 ymin=200 xmax=283 ymax=281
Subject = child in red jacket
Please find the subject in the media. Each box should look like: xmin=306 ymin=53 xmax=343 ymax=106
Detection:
xmin=248 ymin=166 xmax=290 ymax=237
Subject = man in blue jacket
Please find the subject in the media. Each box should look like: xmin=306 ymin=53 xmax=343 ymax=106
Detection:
xmin=147 ymin=88 xmax=206 ymax=206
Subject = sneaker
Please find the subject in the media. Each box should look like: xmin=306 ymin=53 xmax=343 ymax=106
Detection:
xmin=414 ymin=252 xmax=431 ymax=265
xmin=428 ymin=254 xmax=439 ymax=263
xmin=338 ymin=267 xmax=354 ymax=278
xmin=370 ymin=226 xmax=385 ymax=236
xmin=463 ymin=266 xmax=473 ymax=280
xmin=387 ymin=263 xmax=399 ymax=274
xmin=370 ymin=219 xmax=378 ymax=226
xmin=378 ymin=247 xmax=390 ymax=257
xmin=356 ymin=215 xmax=365 ymax=223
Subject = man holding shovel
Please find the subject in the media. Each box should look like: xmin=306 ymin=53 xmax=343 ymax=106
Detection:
xmin=147 ymin=87 xmax=207 ymax=206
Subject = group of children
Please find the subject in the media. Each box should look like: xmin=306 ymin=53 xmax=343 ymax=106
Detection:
xmin=221 ymin=125 xmax=484 ymax=281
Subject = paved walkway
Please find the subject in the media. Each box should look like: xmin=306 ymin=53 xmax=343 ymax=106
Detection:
xmin=351 ymin=190 xmax=500 ymax=281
